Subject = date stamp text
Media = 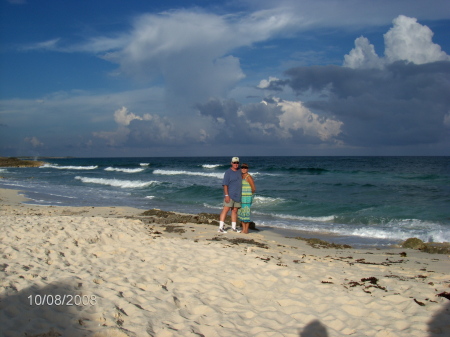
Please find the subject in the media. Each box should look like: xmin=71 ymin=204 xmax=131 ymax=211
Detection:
xmin=28 ymin=294 xmax=97 ymax=306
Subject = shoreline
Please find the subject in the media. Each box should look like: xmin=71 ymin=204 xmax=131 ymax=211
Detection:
xmin=1 ymin=187 xmax=449 ymax=336
xmin=2 ymin=186 xmax=449 ymax=253
xmin=0 ymin=185 xmax=408 ymax=249
xmin=4 ymin=184 xmax=446 ymax=250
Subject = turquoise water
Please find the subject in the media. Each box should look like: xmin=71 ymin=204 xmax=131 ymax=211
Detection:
xmin=1 ymin=156 xmax=449 ymax=247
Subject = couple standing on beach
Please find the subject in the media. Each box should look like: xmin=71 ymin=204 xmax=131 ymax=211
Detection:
xmin=218 ymin=157 xmax=256 ymax=234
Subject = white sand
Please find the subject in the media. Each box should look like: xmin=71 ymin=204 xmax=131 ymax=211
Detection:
xmin=0 ymin=188 xmax=449 ymax=337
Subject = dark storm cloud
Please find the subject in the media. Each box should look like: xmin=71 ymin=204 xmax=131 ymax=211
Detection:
xmin=243 ymin=101 xmax=283 ymax=125
xmin=195 ymin=98 xmax=278 ymax=142
xmin=259 ymin=79 xmax=289 ymax=91
xmin=196 ymin=97 xmax=283 ymax=126
xmin=282 ymin=61 xmax=450 ymax=147
xmin=195 ymin=98 xmax=241 ymax=120
xmin=194 ymin=96 xmax=343 ymax=145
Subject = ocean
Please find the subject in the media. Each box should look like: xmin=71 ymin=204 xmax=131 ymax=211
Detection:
xmin=1 ymin=156 xmax=449 ymax=248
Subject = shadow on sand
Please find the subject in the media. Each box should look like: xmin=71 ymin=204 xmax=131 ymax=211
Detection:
xmin=0 ymin=277 xmax=99 ymax=336
xmin=428 ymin=300 xmax=450 ymax=336
xmin=296 ymin=300 xmax=450 ymax=337
xmin=299 ymin=319 xmax=329 ymax=337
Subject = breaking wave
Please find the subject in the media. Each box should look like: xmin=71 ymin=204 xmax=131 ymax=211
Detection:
xmin=75 ymin=176 xmax=158 ymax=189
xmin=42 ymin=164 xmax=98 ymax=170
xmin=153 ymin=169 xmax=223 ymax=179
xmin=105 ymin=167 xmax=145 ymax=173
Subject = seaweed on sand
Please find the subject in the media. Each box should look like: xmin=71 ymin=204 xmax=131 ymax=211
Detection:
xmin=207 ymin=236 xmax=269 ymax=249
xmin=293 ymin=237 xmax=352 ymax=249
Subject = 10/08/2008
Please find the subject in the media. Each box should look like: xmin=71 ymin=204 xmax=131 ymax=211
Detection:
xmin=28 ymin=294 xmax=97 ymax=306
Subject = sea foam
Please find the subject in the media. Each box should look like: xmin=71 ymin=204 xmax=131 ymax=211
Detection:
xmin=254 ymin=211 xmax=336 ymax=222
xmin=252 ymin=196 xmax=285 ymax=205
xmin=330 ymin=225 xmax=450 ymax=243
xmin=75 ymin=176 xmax=158 ymax=188
xmin=153 ymin=169 xmax=223 ymax=179
xmin=42 ymin=164 xmax=98 ymax=170
xmin=202 ymin=164 xmax=221 ymax=169
xmin=105 ymin=167 xmax=145 ymax=173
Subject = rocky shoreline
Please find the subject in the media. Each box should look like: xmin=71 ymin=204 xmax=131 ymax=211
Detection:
xmin=0 ymin=157 xmax=45 ymax=167
xmin=140 ymin=209 xmax=450 ymax=254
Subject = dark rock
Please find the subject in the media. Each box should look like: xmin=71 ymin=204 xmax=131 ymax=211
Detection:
xmin=0 ymin=157 xmax=45 ymax=167
xmin=141 ymin=209 xmax=175 ymax=218
xmin=402 ymin=238 xmax=426 ymax=250
xmin=140 ymin=209 xmax=257 ymax=229
xmin=421 ymin=243 xmax=450 ymax=254
xmin=401 ymin=238 xmax=450 ymax=254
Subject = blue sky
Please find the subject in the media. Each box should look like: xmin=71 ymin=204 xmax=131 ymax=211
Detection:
xmin=1 ymin=0 xmax=449 ymax=157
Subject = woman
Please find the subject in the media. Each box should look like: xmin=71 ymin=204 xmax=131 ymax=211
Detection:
xmin=238 ymin=163 xmax=256 ymax=234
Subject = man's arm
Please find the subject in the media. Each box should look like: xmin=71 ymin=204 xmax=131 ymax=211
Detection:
xmin=223 ymin=185 xmax=230 ymax=202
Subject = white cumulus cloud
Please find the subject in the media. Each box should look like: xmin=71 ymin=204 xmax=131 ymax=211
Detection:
xmin=114 ymin=106 xmax=151 ymax=126
xmin=344 ymin=15 xmax=450 ymax=69
xmin=93 ymin=106 xmax=175 ymax=146
xmin=343 ymin=37 xmax=383 ymax=69
xmin=276 ymin=99 xmax=343 ymax=141
xmin=384 ymin=15 xmax=450 ymax=64
xmin=93 ymin=9 xmax=300 ymax=104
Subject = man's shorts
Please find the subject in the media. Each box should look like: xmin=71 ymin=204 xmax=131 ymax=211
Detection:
xmin=224 ymin=198 xmax=241 ymax=208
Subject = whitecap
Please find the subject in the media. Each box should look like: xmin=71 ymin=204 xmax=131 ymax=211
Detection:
xmin=202 ymin=164 xmax=221 ymax=169
xmin=342 ymin=218 xmax=450 ymax=243
xmin=252 ymin=196 xmax=285 ymax=205
xmin=105 ymin=167 xmax=145 ymax=173
xmin=75 ymin=176 xmax=158 ymax=189
xmin=328 ymin=226 xmax=450 ymax=243
xmin=42 ymin=164 xmax=98 ymax=170
xmin=153 ymin=169 xmax=223 ymax=179
xmin=203 ymin=203 xmax=222 ymax=210
xmin=253 ymin=211 xmax=335 ymax=222
xmin=262 ymin=217 xmax=450 ymax=244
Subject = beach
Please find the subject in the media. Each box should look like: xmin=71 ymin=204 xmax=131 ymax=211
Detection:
xmin=0 ymin=188 xmax=449 ymax=337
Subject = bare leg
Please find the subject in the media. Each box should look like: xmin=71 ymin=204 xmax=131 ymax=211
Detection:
xmin=220 ymin=206 xmax=231 ymax=222
xmin=231 ymin=207 xmax=238 ymax=223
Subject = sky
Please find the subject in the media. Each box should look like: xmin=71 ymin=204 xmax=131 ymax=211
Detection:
xmin=1 ymin=0 xmax=450 ymax=157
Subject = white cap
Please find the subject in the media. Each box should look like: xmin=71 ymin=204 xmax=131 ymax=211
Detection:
xmin=231 ymin=157 xmax=239 ymax=162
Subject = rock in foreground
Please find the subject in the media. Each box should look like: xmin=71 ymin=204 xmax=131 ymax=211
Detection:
xmin=402 ymin=237 xmax=450 ymax=254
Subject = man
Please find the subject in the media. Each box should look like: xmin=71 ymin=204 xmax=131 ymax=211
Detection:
xmin=218 ymin=157 xmax=242 ymax=233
